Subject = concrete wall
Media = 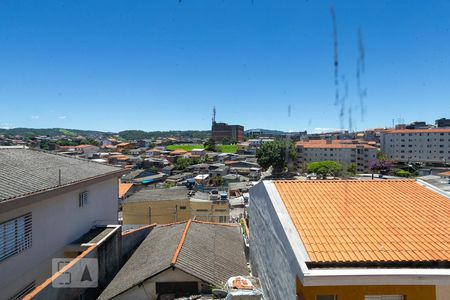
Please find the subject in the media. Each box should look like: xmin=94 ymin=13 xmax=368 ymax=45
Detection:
xmin=123 ymin=199 xmax=191 ymax=225
xmin=249 ymin=182 xmax=301 ymax=300
xmin=0 ymin=177 xmax=119 ymax=300
xmin=26 ymin=225 xmax=122 ymax=300
xmin=190 ymin=200 xmax=229 ymax=223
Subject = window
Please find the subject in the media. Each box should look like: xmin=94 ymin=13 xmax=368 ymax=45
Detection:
xmin=365 ymin=296 xmax=404 ymax=300
xmin=79 ymin=191 xmax=88 ymax=207
xmin=219 ymin=216 xmax=228 ymax=223
xmin=180 ymin=206 xmax=187 ymax=210
xmin=0 ymin=213 xmax=32 ymax=262
xmin=316 ymin=296 xmax=336 ymax=300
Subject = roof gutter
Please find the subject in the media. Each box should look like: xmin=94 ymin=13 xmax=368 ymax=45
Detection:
xmin=302 ymin=268 xmax=450 ymax=286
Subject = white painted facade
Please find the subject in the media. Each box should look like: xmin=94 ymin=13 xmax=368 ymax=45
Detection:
xmin=380 ymin=130 xmax=450 ymax=163
xmin=0 ymin=177 xmax=119 ymax=300
xmin=296 ymin=144 xmax=377 ymax=173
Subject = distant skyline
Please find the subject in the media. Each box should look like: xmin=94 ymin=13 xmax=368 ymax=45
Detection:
xmin=1 ymin=1 xmax=450 ymax=132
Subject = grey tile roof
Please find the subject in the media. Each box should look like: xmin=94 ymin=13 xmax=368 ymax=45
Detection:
xmin=176 ymin=222 xmax=248 ymax=287
xmin=0 ymin=148 xmax=123 ymax=202
xmin=123 ymin=186 xmax=190 ymax=203
xmin=99 ymin=221 xmax=248 ymax=299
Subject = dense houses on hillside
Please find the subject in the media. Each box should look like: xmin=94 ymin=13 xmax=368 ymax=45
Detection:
xmin=2 ymin=117 xmax=450 ymax=299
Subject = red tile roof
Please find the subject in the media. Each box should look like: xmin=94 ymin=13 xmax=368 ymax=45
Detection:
xmin=438 ymin=171 xmax=450 ymax=177
xmin=119 ymin=182 xmax=133 ymax=198
xmin=296 ymin=140 xmax=376 ymax=149
xmin=274 ymin=180 xmax=450 ymax=263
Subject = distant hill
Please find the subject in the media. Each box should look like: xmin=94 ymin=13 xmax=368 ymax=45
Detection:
xmin=0 ymin=128 xmax=111 ymax=138
xmin=245 ymin=128 xmax=288 ymax=136
xmin=117 ymin=130 xmax=210 ymax=140
xmin=0 ymin=127 xmax=211 ymax=140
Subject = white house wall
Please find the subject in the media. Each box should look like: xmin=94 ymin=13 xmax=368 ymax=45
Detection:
xmin=0 ymin=177 xmax=118 ymax=300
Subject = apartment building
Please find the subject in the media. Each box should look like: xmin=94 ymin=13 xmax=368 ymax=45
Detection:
xmin=0 ymin=147 xmax=125 ymax=300
xmin=250 ymin=180 xmax=450 ymax=300
xmin=295 ymin=140 xmax=377 ymax=173
xmin=380 ymin=129 xmax=450 ymax=164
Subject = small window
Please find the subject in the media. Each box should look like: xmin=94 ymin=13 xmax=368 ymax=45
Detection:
xmin=0 ymin=213 xmax=32 ymax=262
xmin=180 ymin=206 xmax=187 ymax=210
xmin=79 ymin=191 xmax=88 ymax=207
xmin=316 ymin=296 xmax=336 ymax=300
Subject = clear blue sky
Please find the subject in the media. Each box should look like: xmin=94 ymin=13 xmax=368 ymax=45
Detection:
xmin=1 ymin=0 xmax=450 ymax=133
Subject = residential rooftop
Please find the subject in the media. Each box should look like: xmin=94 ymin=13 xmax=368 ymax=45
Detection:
xmin=0 ymin=148 xmax=123 ymax=202
xmin=273 ymin=180 xmax=450 ymax=267
xmin=98 ymin=220 xmax=247 ymax=300
xmin=123 ymin=186 xmax=190 ymax=203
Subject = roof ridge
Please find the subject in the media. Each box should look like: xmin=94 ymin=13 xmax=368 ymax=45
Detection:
xmin=158 ymin=220 xmax=189 ymax=227
xmin=171 ymin=219 xmax=192 ymax=265
xmin=191 ymin=220 xmax=237 ymax=227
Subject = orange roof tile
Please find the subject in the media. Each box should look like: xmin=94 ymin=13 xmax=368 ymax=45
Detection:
xmin=438 ymin=171 xmax=450 ymax=177
xmin=170 ymin=149 xmax=188 ymax=155
xmin=171 ymin=220 xmax=192 ymax=265
xmin=118 ymin=182 xmax=133 ymax=198
xmin=274 ymin=180 xmax=450 ymax=263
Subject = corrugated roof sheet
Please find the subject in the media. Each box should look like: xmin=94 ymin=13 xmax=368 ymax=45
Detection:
xmin=0 ymin=148 xmax=122 ymax=202
xmin=274 ymin=180 xmax=450 ymax=264
xmin=99 ymin=221 xmax=247 ymax=299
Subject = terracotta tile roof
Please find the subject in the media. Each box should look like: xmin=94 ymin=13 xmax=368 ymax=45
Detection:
xmin=274 ymin=180 xmax=450 ymax=263
xmin=118 ymin=182 xmax=133 ymax=198
xmin=296 ymin=142 xmax=375 ymax=149
xmin=170 ymin=149 xmax=188 ymax=155
xmin=438 ymin=171 xmax=450 ymax=177
xmin=383 ymin=129 xmax=450 ymax=134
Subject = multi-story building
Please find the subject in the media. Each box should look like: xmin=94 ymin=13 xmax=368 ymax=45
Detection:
xmin=211 ymin=122 xmax=244 ymax=143
xmin=250 ymin=180 xmax=450 ymax=300
xmin=295 ymin=140 xmax=377 ymax=173
xmin=0 ymin=147 xmax=124 ymax=299
xmin=436 ymin=118 xmax=450 ymax=128
xmin=122 ymin=186 xmax=229 ymax=225
xmin=380 ymin=128 xmax=450 ymax=164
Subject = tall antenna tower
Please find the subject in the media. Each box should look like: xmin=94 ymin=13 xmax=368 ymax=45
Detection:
xmin=212 ymin=106 xmax=216 ymax=125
